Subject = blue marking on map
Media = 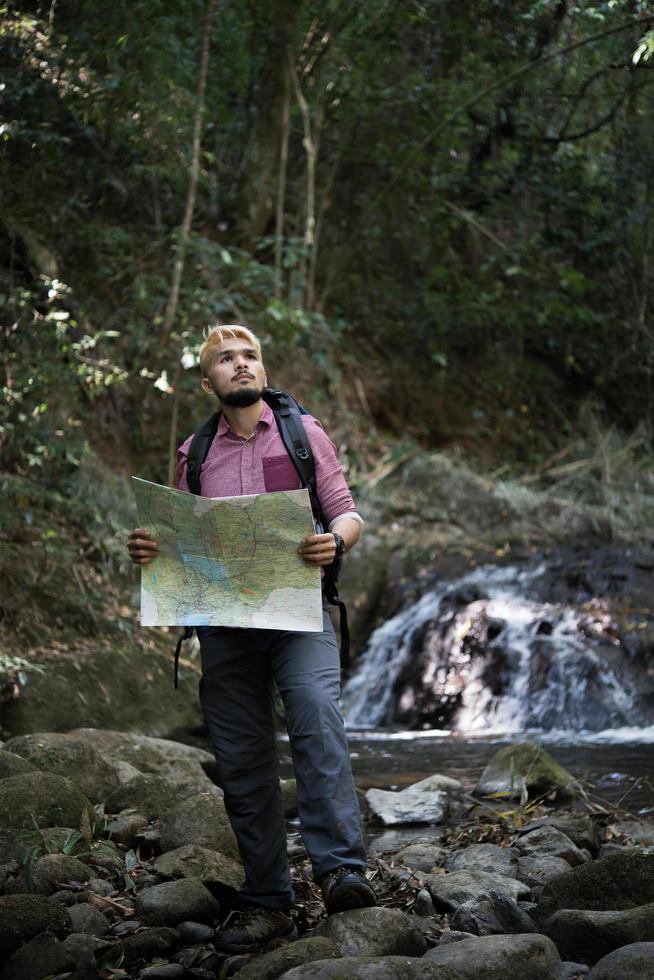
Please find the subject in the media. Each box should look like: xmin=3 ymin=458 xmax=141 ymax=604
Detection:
xmin=181 ymin=554 xmax=230 ymax=586
xmin=182 ymin=612 xmax=210 ymax=626
xmin=151 ymin=570 xmax=158 ymax=584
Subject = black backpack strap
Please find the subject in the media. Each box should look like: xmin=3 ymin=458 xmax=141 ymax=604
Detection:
xmin=174 ymin=626 xmax=195 ymax=689
xmin=323 ymin=568 xmax=350 ymax=670
xmin=186 ymin=411 xmax=221 ymax=496
xmin=265 ymin=389 xmax=324 ymax=531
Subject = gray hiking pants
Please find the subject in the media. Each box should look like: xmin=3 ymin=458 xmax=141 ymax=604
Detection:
xmin=197 ymin=602 xmax=366 ymax=909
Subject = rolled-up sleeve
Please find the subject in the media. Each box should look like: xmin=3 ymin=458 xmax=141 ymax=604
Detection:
xmin=302 ymin=416 xmax=363 ymax=528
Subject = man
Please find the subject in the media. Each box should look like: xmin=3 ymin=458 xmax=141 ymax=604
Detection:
xmin=128 ymin=324 xmax=375 ymax=953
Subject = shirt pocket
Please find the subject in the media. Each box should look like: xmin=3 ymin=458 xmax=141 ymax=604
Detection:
xmin=262 ymin=453 xmax=302 ymax=492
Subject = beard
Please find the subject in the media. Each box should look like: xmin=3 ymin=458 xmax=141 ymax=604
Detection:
xmin=221 ymin=384 xmax=264 ymax=407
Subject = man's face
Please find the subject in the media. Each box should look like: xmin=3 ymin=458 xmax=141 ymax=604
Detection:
xmin=201 ymin=339 xmax=267 ymax=406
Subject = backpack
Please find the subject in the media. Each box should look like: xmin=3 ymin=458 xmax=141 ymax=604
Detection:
xmin=173 ymin=388 xmax=350 ymax=687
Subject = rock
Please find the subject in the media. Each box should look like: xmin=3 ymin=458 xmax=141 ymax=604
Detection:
xmin=105 ymin=773 xmax=179 ymax=819
xmin=278 ymin=957 xmax=461 ymax=979
xmin=103 ymin=811 xmax=149 ymax=846
xmin=119 ymin=926 xmax=179 ymax=966
xmin=280 ymin=778 xmax=298 ymax=817
xmin=517 ymin=826 xmax=590 ymax=867
xmin=424 ymin=933 xmax=564 ymax=979
xmin=67 ymin=902 xmax=110 ymax=936
xmin=588 ymin=942 xmax=654 ymax=978
xmin=111 ymin=918 xmax=141 ymax=936
xmin=63 ymin=930 xmax=114 ymax=962
xmin=0 ymin=894 xmax=72 ymax=959
xmin=536 ymin=850 xmax=654 ymax=919
xmin=0 ymin=749 xmax=37 ymax=779
xmin=0 ymin=772 xmax=93 ymax=829
xmin=475 ymin=742 xmax=579 ymax=800
xmin=159 ymin=794 xmax=239 ymax=858
xmin=443 ymin=844 xmax=519 ymax=878
xmin=141 ymin=965 xmax=185 ymax=980
xmin=0 ymin=930 xmax=77 ymax=980
xmin=414 ymin=888 xmax=435 ymax=916
xmin=450 ymin=890 xmax=536 ymax=936
xmin=153 ymin=844 xmax=244 ymax=889
xmin=313 ymin=907 xmax=427 ymax=956
xmin=611 ymin=821 xmax=654 ymax=849
xmin=426 ymin=869 xmax=530 ymax=912
xmin=175 ymin=920 xmax=215 ymax=944
xmin=517 ymin=855 xmax=572 ymax=894
xmin=438 ymin=930 xmax=476 ymax=945
xmin=543 ymin=903 xmax=654 ymax=965
xmin=0 ymin=831 xmax=22 ymax=864
xmin=50 ymin=889 xmax=89 ymax=906
xmin=366 ymin=783 xmax=448 ymax=825
xmin=562 ymin=964 xmax=589 ymax=979
xmin=3 ymin=733 xmax=120 ymax=802
xmin=67 ymin=729 xmax=216 ymax=798
xmin=237 ymin=937 xmax=341 ymax=980
xmin=32 ymin=853 xmax=92 ymax=895
xmin=520 ymin=814 xmax=600 ymax=854
xmin=135 ymin=878 xmax=220 ymax=926
xmin=394 ymin=842 xmax=447 ymax=872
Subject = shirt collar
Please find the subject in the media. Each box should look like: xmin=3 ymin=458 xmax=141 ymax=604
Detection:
xmin=217 ymin=399 xmax=273 ymax=437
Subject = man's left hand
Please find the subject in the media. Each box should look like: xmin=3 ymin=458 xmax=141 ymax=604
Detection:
xmin=298 ymin=532 xmax=337 ymax=566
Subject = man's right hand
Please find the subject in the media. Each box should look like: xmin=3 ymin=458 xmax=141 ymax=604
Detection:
xmin=127 ymin=528 xmax=160 ymax=565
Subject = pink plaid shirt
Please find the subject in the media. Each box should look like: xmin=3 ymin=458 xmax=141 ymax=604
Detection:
xmin=176 ymin=401 xmax=361 ymax=529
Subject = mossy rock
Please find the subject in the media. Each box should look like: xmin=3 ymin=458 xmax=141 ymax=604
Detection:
xmin=4 ymin=733 xmax=120 ymax=802
xmin=104 ymin=773 xmax=178 ymax=819
xmin=119 ymin=926 xmax=179 ymax=966
xmin=237 ymin=937 xmax=341 ymax=980
xmin=475 ymin=741 xmax=579 ymax=801
xmin=153 ymin=844 xmax=244 ymax=889
xmin=134 ymin=877 xmax=220 ymax=926
xmin=32 ymin=853 xmax=92 ymax=895
xmin=160 ymin=793 xmax=239 ymax=859
xmin=537 ymin=850 xmax=654 ymax=920
xmin=0 ymin=929 xmax=76 ymax=980
xmin=0 ymin=750 xmax=36 ymax=780
xmin=0 ymin=772 xmax=93 ymax=830
xmin=0 ymin=894 xmax=72 ymax=959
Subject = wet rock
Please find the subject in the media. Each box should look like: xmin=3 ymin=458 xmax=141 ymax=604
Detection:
xmin=517 ymin=826 xmax=591 ymax=868
xmin=279 ymin=957 xmax=460 ymax=979
xmin=475 ymin=741 xmax=579 ymax=801
xmin=0 ymin=772 xmax=93 ymax=830
xmin=0 ymin=929 xmax=76 ymax=980
xmin=237 ymin=936 xmax=341 ymax=980
xmin=413 ymin=888 xmax=435 ymax=916
xmin=426 ymin=869 xmax=530 ymax=912
xmin=0 ymin=894 xmax=72 ymax=959
xmin=313 ymin=907 xmax=427 ymax=956
xmin=105 ymin=773 xmax=179 ymax=820
xmin=393 ymin=842 xmax=447 ymax=872
xmin=424 ymin=933 xmax=564 ymax=979
xmin=443 ymin=844 xmax=519 ymax=878
xmin=4 ymin=733 xmax=120 ymax=803
xmin=517 ymin=855 xmax=572 ymax=895
xmin=67 ymin=902 xmax=110 ymax=936
xmin=520 ymin=814 xmax=600 ymax=854
xmin=159 ymin=794 xmax=239 ymax=858
xmin=175 ymin=920 xmax=215 ymax=944
xmin=536 ymin=850 xmax=654 ymax=919
xmin=141 ymin=965 xmax=185 ymax=980
xmin=153 ymin=844 xmax=244 ymax=889
xmin=32 ymin=853 xmax=92 ymax=895
xmin=450 ymin=890 xmax=536 ymax=936
xmin=135 ymin=878 xmax=220 ymax=926
xmin=366 ymin=779 xmax=449 ymax=825
xmin=119 ymin=926 xmax=179 ymax=966
xmin=587 ymin=942 xmax=654 ymax=978
xmin=544 ymin=902 xmax=654 ymax=964
xmin=0 ymin=749 xmax=37 ymax=779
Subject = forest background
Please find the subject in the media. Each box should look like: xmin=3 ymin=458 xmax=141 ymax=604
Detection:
xmin=1 ymin=0 xmax=654 ymax=668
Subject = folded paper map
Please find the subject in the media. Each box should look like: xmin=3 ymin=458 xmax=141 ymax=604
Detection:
xmin=132 ymin=478 xmax=322 ymax=631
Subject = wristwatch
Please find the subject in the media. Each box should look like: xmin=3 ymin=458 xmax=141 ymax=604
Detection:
xmin=331 ymin=532 xmax=345 ymax=575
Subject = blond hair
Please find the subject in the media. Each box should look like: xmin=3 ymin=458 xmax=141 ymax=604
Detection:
xmin=199 ymin=324 xmax=262 ymax=376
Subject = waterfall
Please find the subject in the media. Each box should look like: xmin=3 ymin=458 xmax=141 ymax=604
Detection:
xmin=342 ymin=563 xmax=645 ymax=734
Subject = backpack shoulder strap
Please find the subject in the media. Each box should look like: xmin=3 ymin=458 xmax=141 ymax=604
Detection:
xmin=264 ymin=388 xmax=325 ymax=530
xmin=186 ymin=411 xmax=221 ymax=496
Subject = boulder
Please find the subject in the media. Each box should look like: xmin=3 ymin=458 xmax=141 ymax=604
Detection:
xmin=516 ymin=827 xmax=591 ymax=868
xmin=3 ymin=732 xmax=120 ymax=802
xmin=153 ymin=844 xmax=244 ymax=890
xmin=104 ymin=810 xmax=149 ymax=846
xmin=313 ymin=907 xmax=427 ymax=957
xmin=475 ymin=742 xmax=579 ymax=801
xmin=32 ymin=853 xmax=92 ymax=894
xmin=0 ymin=894 xmax=72 ymax=959
xmin=279 ymin=958 xmax=461 ymax=979
xmin=517 ymin=855 xmax=572 ymax=894
xmin=135 ymin=878 xmax=220 ymax=926
xmin=588 ymin=942 xmax=654 ymax=979
xmin=104 ymin=773 xmax=178 ymax=819
xmin=237 ymin=937 xmax=341 ymax=980
xmin=67 ymin=902 xmax=110 ymax=936
xmin=0 ymin=772 xmax=93 ymax=829
xmin=438 ymin=930 xmax=477 ymax=945
xmin=424 ymin=933 xmax=564 ymax=979
xmin=450 ymin=891 xmax=536 ymax=936
xmin=366 ymin=781 xmax=449 ymax=825
xmin=159 ymin=794 xmax=239 ymax=858
xmin=536 ymin=850 xmax=654 ymax=919
xmin=519 ymin=814 xmax=600 ymax=854
xmin=394 ymin=842 xmax=447 ymax=872
xmin=443 ymin=844 xmax=519 ymax=878
xmin=119 ymin=926 xmax=179 ymax=966
xmin=426 ymin=869 xmax=530 ymax=912
xmin=0 ymin=750 xmax=36 ymax=780
xmin=0 ymin=930 xmax=76 ymax=980
xmin=544 ymin=903 xmax=654 ymax=964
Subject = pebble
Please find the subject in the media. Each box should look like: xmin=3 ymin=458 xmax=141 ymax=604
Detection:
xmin=176 ymin=921 xmax=216 ymax=944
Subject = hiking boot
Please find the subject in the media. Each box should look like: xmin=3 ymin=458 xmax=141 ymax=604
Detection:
xmin=214 ymin=906 xmax=297 ymax=953
xmin=320 ymin=865 xmax=377 ymax=915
